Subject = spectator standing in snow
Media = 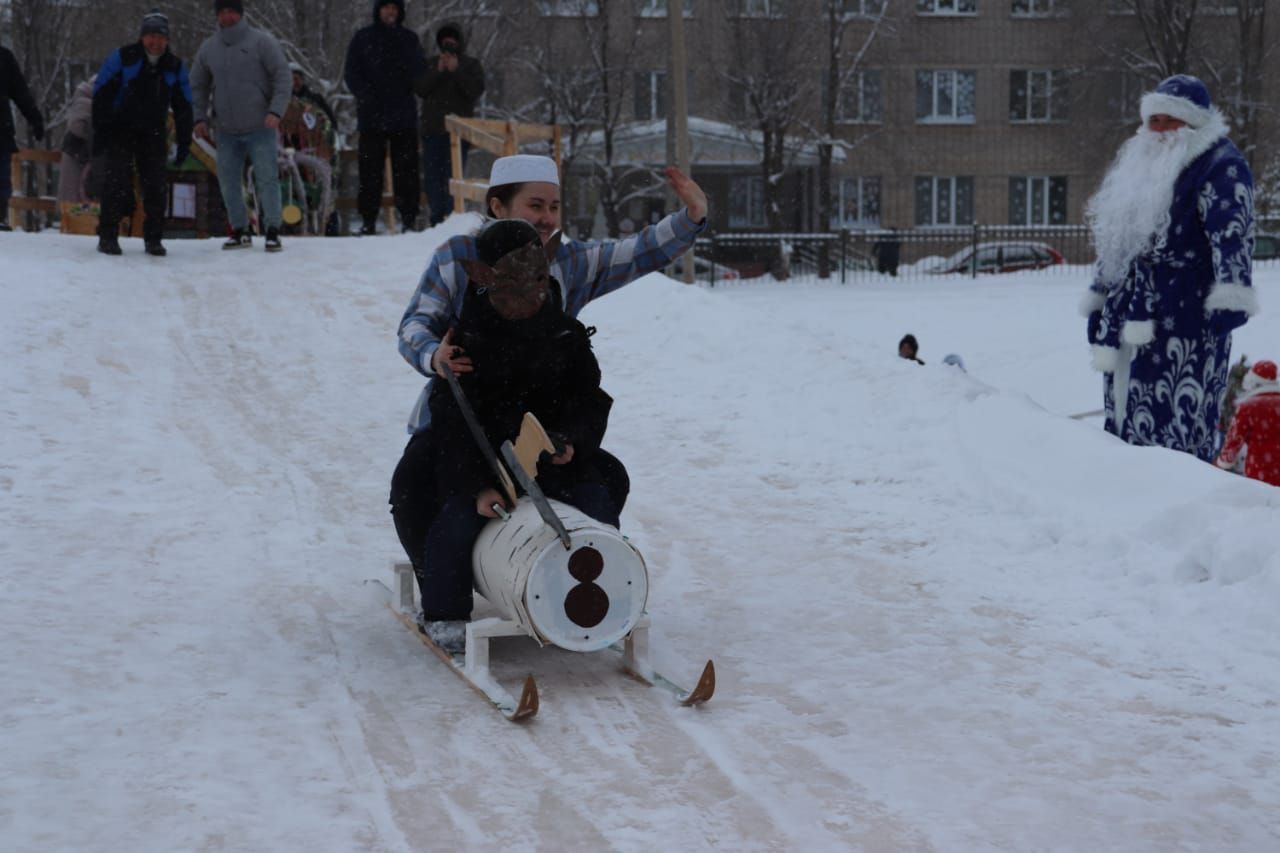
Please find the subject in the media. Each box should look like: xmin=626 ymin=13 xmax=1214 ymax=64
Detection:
xmin=414 ymin=21 xmax=484 ymax=227
xmin=899 ymin=334 xmax=923 ymax=365
xmin=416 ymin=219 xmax=618 ymax=650
xmin=190 ymin=0 xmax=292 ymax=252
xmin=1216 ymin=360 xmax=1280 ymax=487
xmin=389 ymin=154 xmax=708 ymax=596
xmin=1082 ymin=75 xmax=1257 ymax=461
xmin=58 ymin=76 xmax=96 ymax=204
xmin=344 ymin=0 xmax=426 ymax=235
xmin=91 ymin=10 xmax=194 ymax=257
xmin=0 ymin=45 xmax=44 ymax=231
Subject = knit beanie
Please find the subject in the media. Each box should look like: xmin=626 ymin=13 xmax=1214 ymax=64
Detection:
xmin=140 ymin=9 xmax=170 ymax=37
xmin=215 ymin=0 xmax=244 ymax=14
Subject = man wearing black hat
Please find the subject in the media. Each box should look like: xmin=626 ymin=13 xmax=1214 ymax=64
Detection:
xmin=91 ymin=9 xmax=194 ymax=256
xmin=191 ymin=0 xmax=292 ymax=252
xmin=414 ymin=21 xmax=484 ymax=227
xmin=0 ymin=45 xmax=45 ymax=231
xmin=344 ymin=0 xmax=427 ymax=235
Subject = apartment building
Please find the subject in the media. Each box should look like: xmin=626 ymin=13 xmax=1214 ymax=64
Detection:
xmin=467 ymin=0 xmax=1276 ymax=236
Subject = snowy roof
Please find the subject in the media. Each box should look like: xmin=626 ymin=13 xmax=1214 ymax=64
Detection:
xmin=565 ymin=116 xmax=843 ymax=168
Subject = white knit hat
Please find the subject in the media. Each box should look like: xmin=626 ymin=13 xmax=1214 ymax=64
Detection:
xmin=488 ymin=155 xmax=559 ymax=189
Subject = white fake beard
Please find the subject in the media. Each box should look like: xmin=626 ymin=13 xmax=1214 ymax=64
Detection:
xmin=1086 ymin=127 xmax=1196 ymax=284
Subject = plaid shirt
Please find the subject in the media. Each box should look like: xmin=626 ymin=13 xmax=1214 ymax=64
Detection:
xmin=398 ymin=208 xmax=706 ymax=432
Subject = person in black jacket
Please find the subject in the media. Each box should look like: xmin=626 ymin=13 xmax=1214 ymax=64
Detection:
xmin=91 ymin=9 xmax=194 ymax=256
xmin=417 ymin=219 xmax=619 ymax=650
xmin=344 ymin=0 xmax=426 ymax=235
xmin=0 ymin=45 xmax=45 ymax=231
xmin=414 ymin=22 xmax=484 ymax=226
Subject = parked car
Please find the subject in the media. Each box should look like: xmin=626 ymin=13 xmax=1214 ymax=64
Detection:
xmin=927 ymin=241 xmax=1064 ymax=275
xmin=1255 ymin=232 xmax=1279 ymax=262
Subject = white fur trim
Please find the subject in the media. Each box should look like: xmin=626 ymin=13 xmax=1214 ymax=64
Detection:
xmin=1079 ymin=289 xmax=1105 ymax=317
xmin=1091 ymin=345 xmax=1119 ymax=373
xmin=1141 ymin=92 xmax=1214 ymax=130
xmin=1204 ymin=282 xmax=1260 ymax=315
xmin=1122 ymin=319 xmax=1155 ymax=346
xmin=1177 ymin=111 xmax=1229 ymax=170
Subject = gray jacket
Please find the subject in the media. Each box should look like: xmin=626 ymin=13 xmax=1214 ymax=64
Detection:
xmin=190 ymin=18 xmax=291 ymax=136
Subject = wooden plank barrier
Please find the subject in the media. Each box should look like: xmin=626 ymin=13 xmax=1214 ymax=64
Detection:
xmin=8 ymin=149 xmax=59 ymax=229
xmin=444 ymin=116 xmax=562 ymax=215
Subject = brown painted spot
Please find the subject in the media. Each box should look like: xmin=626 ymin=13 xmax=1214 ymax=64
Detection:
xmin=567 ymin=547 xmax=603 ymax=582
xmin=564 ymin=584 xmax=609 ymax=629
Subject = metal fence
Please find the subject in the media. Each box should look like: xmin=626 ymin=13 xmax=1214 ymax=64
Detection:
xmin=693 ymin=225 xmax=1098 ymax=284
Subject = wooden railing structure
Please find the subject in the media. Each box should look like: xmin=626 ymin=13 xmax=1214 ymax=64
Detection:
xmin=444 ymin=116 xmax=562 ymax=214
xmin=7 ymin=148 xmax=58 ymax=229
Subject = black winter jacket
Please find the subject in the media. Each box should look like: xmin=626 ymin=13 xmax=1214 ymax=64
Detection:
xmin=343 ymin=0 xmax=426 ymax=133
xmin=91 ymin=43 xmax=193 ymax=154
xmin=414 ymin=22 xmax=485 ymax=137
xmin=0 ymin=46 xmax=43 ymax=152
xmin=428 ymin=283 xmax=613 ymax=500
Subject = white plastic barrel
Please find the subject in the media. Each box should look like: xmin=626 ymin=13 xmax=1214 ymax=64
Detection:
xmin=472 ymin=497 xmax=648 ymax=652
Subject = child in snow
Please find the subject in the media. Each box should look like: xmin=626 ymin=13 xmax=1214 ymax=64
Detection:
xmin=1215 ymin=360 xmax=1280 ymax=487
xmin=418 ymin=219 xmax=619 ymax=652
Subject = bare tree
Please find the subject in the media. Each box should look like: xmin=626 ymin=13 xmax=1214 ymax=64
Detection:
xmin=1114 ymin=0 xmax=1201 ymax=80
xmin=813 ymin=0 xmax=893 ymax=277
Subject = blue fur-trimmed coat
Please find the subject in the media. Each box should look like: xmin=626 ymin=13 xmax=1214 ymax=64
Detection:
xmin=1083 ymin=116 xmax=1258 ymax=461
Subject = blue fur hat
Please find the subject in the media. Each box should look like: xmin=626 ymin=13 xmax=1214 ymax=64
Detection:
xmin=1140 ymin=75 xmax=1214 ymax=128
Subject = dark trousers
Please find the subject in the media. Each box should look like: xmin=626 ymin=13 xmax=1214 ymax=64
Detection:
xmin=357 ymin=128 xmax=419 ymax=227
xmin=99 ymin=134 xmax=167 ymax=241
xmin=421 ymin=134 xmax=468 ymax=226
xmin=0 ymin=150 xmax=12 ymax=225
xmin=422 ymin=480 xmax=618 ymax=621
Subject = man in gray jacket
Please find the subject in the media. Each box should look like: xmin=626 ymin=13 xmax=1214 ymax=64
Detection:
xmin=190 ymin=0 xmax=291 ymax=252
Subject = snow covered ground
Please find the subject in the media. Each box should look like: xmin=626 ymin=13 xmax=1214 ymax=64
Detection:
xmin=2 ymin=223 xmax=1278 ymax=852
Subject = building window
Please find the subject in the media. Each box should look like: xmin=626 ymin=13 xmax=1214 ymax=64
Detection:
xmin=736 ymin=0 xmax=786 ymax=17
xmin=837 ymin=70 xmax=884 ymax=123
xmin=917 ymin=0 xmax=977 ymax=14
xmin=915 ymin=70 xmax=976 ymax=123
xmin=1010 ymin=70 xmax=1069 ymax=122
xmin=842 ymin=0 xmax=887 ymax=15
xmin=635 ymin=71 xmax=666 ymax=121
xmin=637 ymin=0 xmax=694 ymax=14
xmin=169 ymin=183 xmax=197 ymax=219
xmin=729 ymin=175 xmax=767 ymax=228
xmin=536 ymin=0 xmax=600 ymax=15
xmin=1011 ymin=0 xmax=1060 ymax=14
xmin=914 ymin=176 xmax=974 ymax=226
xmin=1009 ymin=176 xmax=1067 ymax=225
xmin=833 ymin=177 xmax=881 ymax=227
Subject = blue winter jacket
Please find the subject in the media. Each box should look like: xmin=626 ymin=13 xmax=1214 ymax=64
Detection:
xmin=92 ymin=43 xmax=194 ymax=153
xmin=343 ymin=0 xmax=426 ymax=133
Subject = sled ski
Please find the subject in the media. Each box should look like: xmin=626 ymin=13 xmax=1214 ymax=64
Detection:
xmin=613 ymin=615 xmax=716 ymax=707
xmin=387 ymin=564 xmax=537 ymax=722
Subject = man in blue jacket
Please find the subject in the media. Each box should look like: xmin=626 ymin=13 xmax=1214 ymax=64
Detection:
xmin=344 ymin=0 xmax=426 ymax=235
xmin=92 ymin=9 xmax=194 ymax=256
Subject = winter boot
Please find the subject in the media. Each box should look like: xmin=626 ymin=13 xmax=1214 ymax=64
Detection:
xmin=222 ymin=229 xmax=252 ymax=250
xmin=144 ymin=239 xmax=167 ymax=257
xmin=417 ymin=616 xmax=467 ymax=655
xmin=264 ymin=226 xmax=282 ymax=253
xmin=358 ymin=220 xmax=377 ymax=236
xmin=97 ymin=234 xmax=122 ymax=255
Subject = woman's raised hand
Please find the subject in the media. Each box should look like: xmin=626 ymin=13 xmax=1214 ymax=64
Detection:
xmin=665 ymin=166 xmax=707 ymax=223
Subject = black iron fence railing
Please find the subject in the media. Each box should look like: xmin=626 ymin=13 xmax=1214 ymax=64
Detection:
xmin=693 ymin=225 xmax=1102 ymax=284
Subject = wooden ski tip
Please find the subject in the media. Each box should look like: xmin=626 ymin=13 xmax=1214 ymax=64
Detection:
xmin=509 ymin=675 xmax=539 ymax=722
xmin=680 ymin=660 xmax=716 ymax=707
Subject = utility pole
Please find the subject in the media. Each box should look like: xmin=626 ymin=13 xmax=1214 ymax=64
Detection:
xmin=667 ymin=0 xmax=694 ymax=283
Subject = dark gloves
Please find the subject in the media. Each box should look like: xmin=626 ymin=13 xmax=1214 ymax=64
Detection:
xmin=1208 ymin=310 xmax=1248 ymax=336
xmin=1087 ymin=311 xmax=1102 ymax=344
xmin=62 ymin=133 xmax=91 ymax=163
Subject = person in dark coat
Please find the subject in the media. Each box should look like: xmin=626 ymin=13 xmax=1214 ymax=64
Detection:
xmin=0 ymin=45 xmax=45 ymax=231
xmin=414 ymin=21 xmax=484 ymax=226
xmin=91 ymin=9 xmax=194 ymax=256
xmin=344 ymin=0 xmax=426 ymax=235
xmin=416 ymin=219 xmax=619 ymax=651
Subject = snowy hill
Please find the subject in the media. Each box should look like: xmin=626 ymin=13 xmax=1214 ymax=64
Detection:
xmin=2 ymin=226 xmax=1278 ymax=851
